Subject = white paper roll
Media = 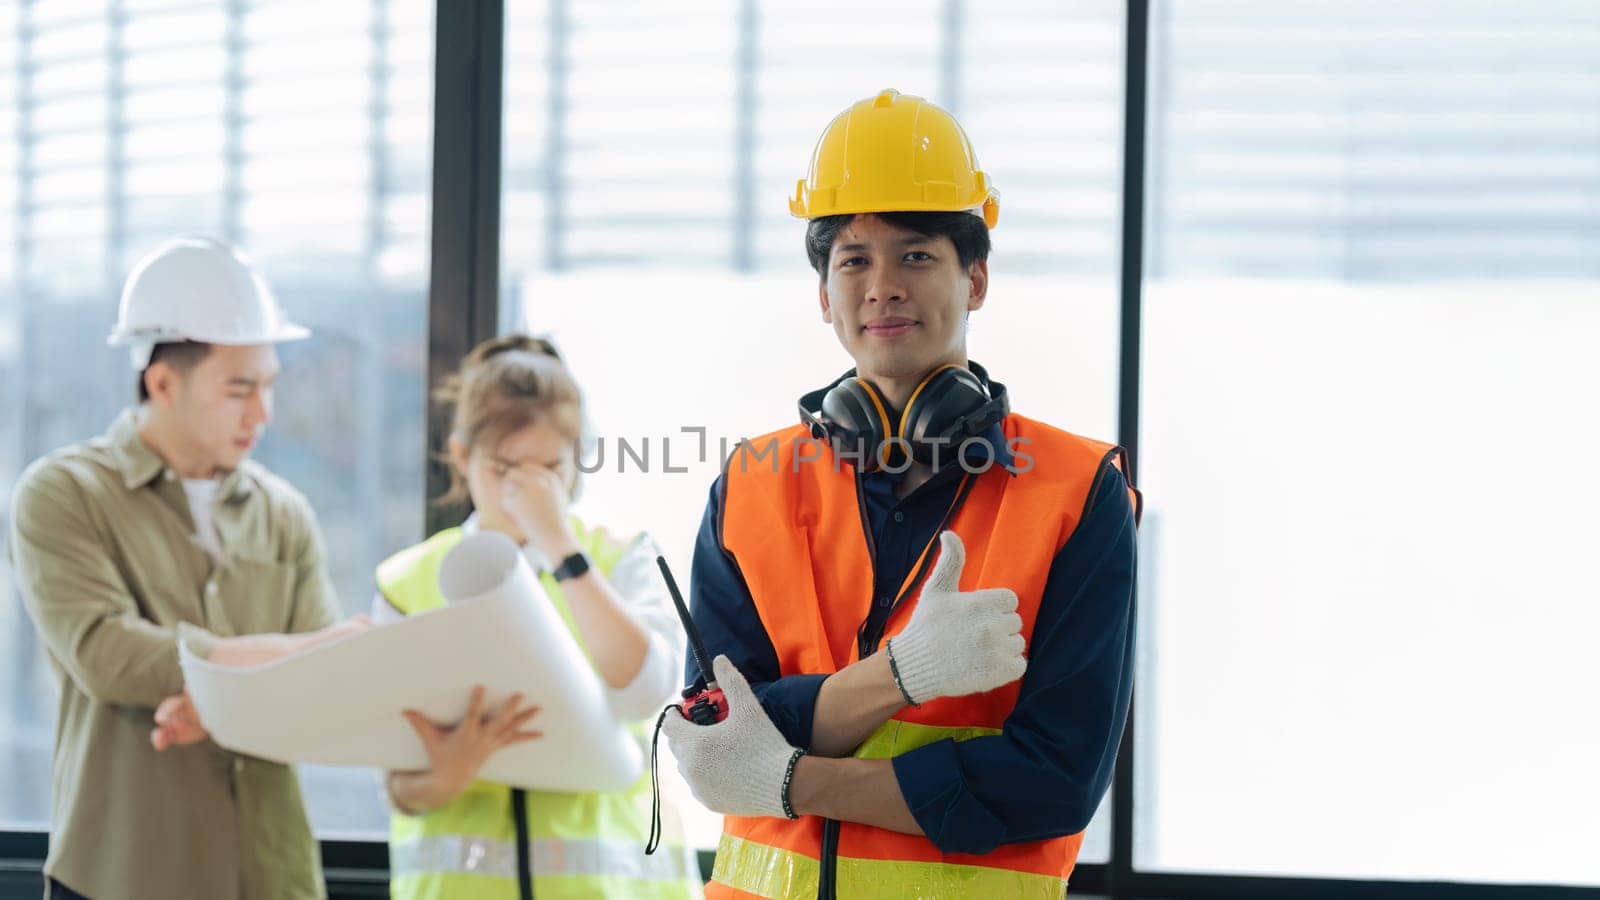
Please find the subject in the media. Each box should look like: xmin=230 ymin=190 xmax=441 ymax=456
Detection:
xmin=181 ymin=531 xmax=644 ymax=792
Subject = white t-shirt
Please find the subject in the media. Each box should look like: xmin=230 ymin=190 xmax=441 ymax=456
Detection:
xmin=182 ymin=478 xmax=224 ymax=564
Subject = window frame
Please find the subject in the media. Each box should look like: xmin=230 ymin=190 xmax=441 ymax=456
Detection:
xmin=3 ymin=2 xmax=1598 ymax=898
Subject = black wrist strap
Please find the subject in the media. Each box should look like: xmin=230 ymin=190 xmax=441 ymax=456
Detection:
xmin=551 ymin=551 xmax=590 ymax=582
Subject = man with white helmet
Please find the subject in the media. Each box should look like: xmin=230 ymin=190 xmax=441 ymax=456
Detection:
xmin=9 ymin=236 xmax=366 ymax=900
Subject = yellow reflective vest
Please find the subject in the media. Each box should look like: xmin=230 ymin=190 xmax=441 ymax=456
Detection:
xmin=377 ymin=524 xmax=702 ymax=900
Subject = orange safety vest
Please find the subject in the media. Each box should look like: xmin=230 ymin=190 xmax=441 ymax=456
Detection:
xmin=709 ymin=414 xmax=1137 ymax=899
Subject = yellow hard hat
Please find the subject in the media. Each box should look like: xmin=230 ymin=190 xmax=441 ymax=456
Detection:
xmin=790 ymin=89 xmax=999 ymax=228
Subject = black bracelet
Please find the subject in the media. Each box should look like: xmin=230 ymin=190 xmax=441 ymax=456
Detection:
xmin=779 ymin=748 xmax=804 ymax=820
xmin=884 ymin=638 xmax=920 ymax=708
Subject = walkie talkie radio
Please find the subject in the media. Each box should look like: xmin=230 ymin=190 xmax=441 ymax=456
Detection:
xmin=655 ymin=556 xmax=728 ymax=724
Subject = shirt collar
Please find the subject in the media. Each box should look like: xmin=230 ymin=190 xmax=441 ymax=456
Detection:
xmin=864 ymin=422 xmax=1019 ymax=497
xmin=108 ymin=408 xmax=166 ymax=491
xmin=217 ymin=466 xmax=256 ymax=503
xmin=107 ymin=407 xmax=257 ymax=501
xmin=971 ymin=420 xmax=1018 ymax=473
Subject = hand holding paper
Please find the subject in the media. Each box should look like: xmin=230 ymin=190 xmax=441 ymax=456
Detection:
xmin=179 ymin=531 xmax=643 ymax=791
xmin=390 ymin=685 xmax=545 ymax=812
xmin=150 ymin=690 xmax=206 ymax=750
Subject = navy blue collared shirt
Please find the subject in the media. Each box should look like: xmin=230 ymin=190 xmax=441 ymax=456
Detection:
xmin=686 ymin=422 xmax=1137 ymax=854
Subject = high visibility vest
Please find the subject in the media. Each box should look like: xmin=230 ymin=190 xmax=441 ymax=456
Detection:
xmin=710 ymin=416 xmax=1137 ymax=899
xmin=377 ymin=523 xmax=703 ymax=900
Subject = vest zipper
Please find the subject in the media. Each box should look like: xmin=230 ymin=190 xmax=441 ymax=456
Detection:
xmin=827 ymin=471 xmax=981 ymax=899
xmin=815 ymin=473 xmax=877 ymax=899
xmin=512 ymin=787 xmax=534 ymax=900
xmin=859 ymin=472 xmax=980 ymax=654
xmin=818 ymin=818 xmax=841 ymax=900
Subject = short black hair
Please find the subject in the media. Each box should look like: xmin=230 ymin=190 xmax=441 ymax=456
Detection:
xmin=137 ymin=341 xmax=213 ymax=403
xmin=804 ymin=211 xmax=992 ymax=277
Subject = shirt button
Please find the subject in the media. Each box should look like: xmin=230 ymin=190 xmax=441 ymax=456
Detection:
xmin=205 ymin=581 xmax=218 ymax=597
xmin=233 ymin=759 xmax=244 ymax=773
xmin=892 ymin=511 xmax=905 ymax=524
xmin=877 ymin=595 xmax=892 ymax=608
xmin=163 ymin=469 xmax=176 ymax=482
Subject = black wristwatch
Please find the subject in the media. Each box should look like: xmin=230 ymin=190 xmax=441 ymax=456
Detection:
xmin=551 ymin=551 xmax=591 ymax=582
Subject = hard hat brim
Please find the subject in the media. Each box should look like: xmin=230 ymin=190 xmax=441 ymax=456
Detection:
xmin=790 ymin=196 xmax=1001 ymax=230
xmin=107 ymin=321 xmax=312 ymax=349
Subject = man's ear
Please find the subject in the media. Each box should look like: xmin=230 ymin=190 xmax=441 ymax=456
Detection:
xmin=819 ymin=278 xmax=834 ymax=324
xmin=144 ymin=362 xmax=178 ymax=410
xmin=967 ymin=258 xmax=989 ymax=312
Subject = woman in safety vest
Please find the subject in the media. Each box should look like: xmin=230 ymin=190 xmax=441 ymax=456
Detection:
xmin=373 ymin=333 xmax=703 ymax=900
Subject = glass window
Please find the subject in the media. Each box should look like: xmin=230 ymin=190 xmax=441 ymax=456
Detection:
xmin=502 ymin=0 xmax=1127 ymax=854
xmin=1137 ymin=0 xmax=1600 ymax=884
xmin=0 ymin=0 xmax=435 ymax=839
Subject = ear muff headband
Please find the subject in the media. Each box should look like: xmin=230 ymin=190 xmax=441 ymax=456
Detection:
xmin=853 ymin=377 xmax=893 ymax=446
xmin=799 ymin=363 xmax=1008 ymax=471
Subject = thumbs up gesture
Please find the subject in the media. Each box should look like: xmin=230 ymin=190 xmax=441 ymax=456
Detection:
xmin=884 ymin=532 xmax=1028 ymax=705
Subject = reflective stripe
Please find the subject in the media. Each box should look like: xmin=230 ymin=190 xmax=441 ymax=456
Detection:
xmin=392 ymin=836 xmax=696 ymax=881
xmin=392 ymin=835 xmax=518 ymax=879
xmin=709 ymin=834 xmax=817 ymax=899
xmin=712 ymin=833 xmax=1067 ymax=900
xmin=853 ymin=720 xmax=1002 ymax=760
xmin=531 ymin=837 xmax=697 ymax=881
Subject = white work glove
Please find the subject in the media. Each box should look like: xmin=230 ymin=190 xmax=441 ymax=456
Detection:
xmin=662 ymin=655 xmax=802 ymax=819
xmin=885 ymin=531 xmax=1027 ymax=705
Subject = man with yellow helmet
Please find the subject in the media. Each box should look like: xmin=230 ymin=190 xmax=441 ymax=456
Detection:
xmin=664 ymin=89 xmax=1141 ymax=898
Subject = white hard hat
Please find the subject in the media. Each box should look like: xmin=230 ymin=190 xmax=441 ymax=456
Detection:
xmin=107 ymin=236 xmax=310 ymax=370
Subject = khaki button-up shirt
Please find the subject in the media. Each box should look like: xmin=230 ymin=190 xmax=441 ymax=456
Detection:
xmin=7 ymin=409 xmax=340 ymax=900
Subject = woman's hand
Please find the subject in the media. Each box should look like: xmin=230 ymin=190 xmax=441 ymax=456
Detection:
xmin=499 ymin=464 xmax=581 ymax=562
xmin=394 ymin=686 xmax=543 ymax=809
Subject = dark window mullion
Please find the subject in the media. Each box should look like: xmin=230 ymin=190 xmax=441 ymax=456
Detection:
xmin=424 ymin=0 xmax=502 ymax=534
xmin=1112 ymin=0 xmax=1150 ymax=896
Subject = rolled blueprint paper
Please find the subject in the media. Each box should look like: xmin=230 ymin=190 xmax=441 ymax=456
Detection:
xmin=180 ymin=531 xmax=644 ymax=792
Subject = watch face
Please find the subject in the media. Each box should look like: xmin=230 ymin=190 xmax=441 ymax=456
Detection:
xmin=555 ymin=552 xmax=590 ymax=581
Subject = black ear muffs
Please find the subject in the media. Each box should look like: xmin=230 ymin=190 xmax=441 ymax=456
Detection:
xmin=798 ymin=363 xmax=1010 ymax=472
xmin=799 ymin=376 xmax=893 ymax=468
xmin=898 ymin=365 xmax=1008 ymax=464
xmin=823 ymin=376 xmax=895 ymax=464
